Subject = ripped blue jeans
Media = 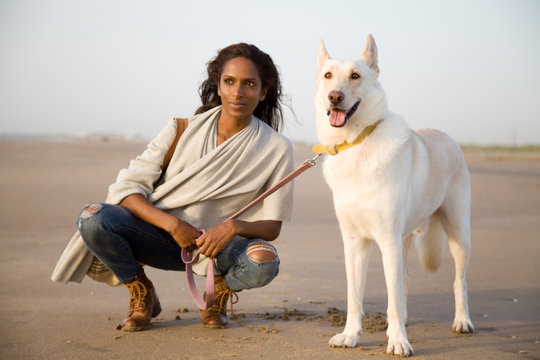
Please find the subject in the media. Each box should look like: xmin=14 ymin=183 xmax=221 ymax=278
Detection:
xmin=77 ymin=203 xmax=280 ymax=291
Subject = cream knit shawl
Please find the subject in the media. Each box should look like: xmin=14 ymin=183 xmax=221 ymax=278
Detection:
xmin=51 ymin=106 xmax=295 ymax=285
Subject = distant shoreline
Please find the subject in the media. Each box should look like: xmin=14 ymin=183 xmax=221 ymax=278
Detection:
xmin=0 ymin=133 xmax=148 ymax=143
xmin=460 ymin=144 xmax=540 ymax=153
xmin=2 ymin=135 xmax=539 ymax=157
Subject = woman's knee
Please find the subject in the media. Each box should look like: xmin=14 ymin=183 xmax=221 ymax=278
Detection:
xmin=77 ymin=203 xmax=114 ymax=245
xmin=241 ymin=242 xmax=280 ymax=289
xmin=247 ymin=242 xmax=278 ymax=263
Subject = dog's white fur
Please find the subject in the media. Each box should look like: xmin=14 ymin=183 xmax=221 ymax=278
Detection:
xmin=315 ymin=35 xmax=474 ymax=356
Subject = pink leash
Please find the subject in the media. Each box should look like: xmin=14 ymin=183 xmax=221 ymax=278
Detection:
xmin=181 ymin=154 xmax=322 ymax=310
xmin=180 ymin=230 xmax=215 ymax=310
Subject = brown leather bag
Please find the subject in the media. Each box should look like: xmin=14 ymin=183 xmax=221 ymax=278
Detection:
xmin=161 ymin=117 xmax=188 ymax=171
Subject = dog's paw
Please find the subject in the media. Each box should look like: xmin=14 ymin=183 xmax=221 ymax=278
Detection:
xmin=328 ymin=332 xmax=360 ymax=348
xmin=453 ymin=317 xmax=475 ymax=334
xmin=386 ymin=337 xmax=414 ymax=356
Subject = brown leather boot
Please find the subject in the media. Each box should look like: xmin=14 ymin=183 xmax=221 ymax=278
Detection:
xmin=121 ymin=268 xmax=162 ymax=331
xmin=200 ymin=276 xmax=238 ymax=328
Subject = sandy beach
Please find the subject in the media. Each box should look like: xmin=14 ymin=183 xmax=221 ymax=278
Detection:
xmin=0 ymin=139 xmax=539 ymax=359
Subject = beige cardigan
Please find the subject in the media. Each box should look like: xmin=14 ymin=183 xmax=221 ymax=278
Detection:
xmin=51 ymin=106 xmax=295 ymax=285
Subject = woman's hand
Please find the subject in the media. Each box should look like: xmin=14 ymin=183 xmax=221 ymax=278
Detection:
xmin=195 ymin=219 xmax=282 ymax=258
xmin=167 ymin=218 xmax=201 ymax=252
xmin=119 ymin=193 xmax=200 ymax=251
xmin=196 ymin=220 xmax=237 ymax=258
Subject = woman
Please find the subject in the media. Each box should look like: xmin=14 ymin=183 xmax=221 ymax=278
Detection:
xmin=51 ymin=43 xmax=294 ymax=331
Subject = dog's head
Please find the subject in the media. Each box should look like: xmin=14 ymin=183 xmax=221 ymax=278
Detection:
xmin=315 ymin=34 xmax=384 ymax=138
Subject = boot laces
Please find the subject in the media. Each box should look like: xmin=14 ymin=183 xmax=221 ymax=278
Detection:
xmin=126 ymin=280 xmax=148 ymax=312
xmin=214 ymin=288 xmax=238 ymax=315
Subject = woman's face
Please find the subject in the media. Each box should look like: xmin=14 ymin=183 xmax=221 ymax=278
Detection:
xmin=218 ymin=57 xmax=267 ymax=124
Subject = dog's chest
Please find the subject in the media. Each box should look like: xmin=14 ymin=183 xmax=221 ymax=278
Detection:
xmin=322 ymin=154 xmax=382 ymax=204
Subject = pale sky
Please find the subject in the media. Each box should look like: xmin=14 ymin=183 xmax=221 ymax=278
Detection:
xmin=1 ymin=0 xmax=539 ymax=145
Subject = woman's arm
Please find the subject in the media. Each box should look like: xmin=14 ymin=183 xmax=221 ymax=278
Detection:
xmin=119 ymin=193 xmax=200 ymax=251
xmin=232 ymin=219 xmax=282 ymax=241
xmin=196 ymin=219 xmax=282 ymax=258
xmin=107 ymin=119 xmax=179 ymax=205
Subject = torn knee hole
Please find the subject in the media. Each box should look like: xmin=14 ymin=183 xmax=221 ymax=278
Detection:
xmin=80 ymin=203 xmax=103 ymax=219
xmin=247 ymin=243 xmax=277 ymax=262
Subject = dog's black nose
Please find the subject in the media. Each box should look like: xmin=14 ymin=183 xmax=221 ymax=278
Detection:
xmin=328 ymin=90 xmax=345 ymax=105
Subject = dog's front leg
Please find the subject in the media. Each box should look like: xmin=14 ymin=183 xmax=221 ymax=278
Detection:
xmin=402 ymin=233 xmax=414 ymax=326
xmin=329 ymin=236 xmax=372 ymax=348
xmin=380 ymin=237 xmax=414 ymax=356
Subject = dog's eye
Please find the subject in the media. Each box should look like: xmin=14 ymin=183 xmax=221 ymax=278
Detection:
xmin=351 ymin=72 xmax=361 ymax=80
xmin=324 ymin=72 xmax=332 ymax=79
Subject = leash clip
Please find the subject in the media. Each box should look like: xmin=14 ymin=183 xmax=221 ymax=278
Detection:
xmin=303 ymin=153 xmax=323 ymax=166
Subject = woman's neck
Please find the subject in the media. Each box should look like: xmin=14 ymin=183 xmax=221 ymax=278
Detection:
xmin=216 ymin=114 xmax=252 ymax=146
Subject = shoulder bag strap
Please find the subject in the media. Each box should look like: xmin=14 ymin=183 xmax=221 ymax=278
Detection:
xmin=161 ymin=117 xmax=188 ymax=171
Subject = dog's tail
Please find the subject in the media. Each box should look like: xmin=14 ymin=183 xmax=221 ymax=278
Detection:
xmin=415 ymin=214 xmax=446 ymax=273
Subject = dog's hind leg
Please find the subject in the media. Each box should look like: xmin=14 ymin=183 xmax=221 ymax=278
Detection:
xmin=440 ymin=168 xmax=475 ymax=334
xmin=380 ymin=235 xmax=414 ymax=356
xmin=441 ymin=214 xmax=474 ymax=333
xmin=329 ymin=236 xmax=372 ymax=348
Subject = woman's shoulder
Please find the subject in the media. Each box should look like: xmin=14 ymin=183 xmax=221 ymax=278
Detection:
xmin=256 ymin=118 xmax=293 ymax=151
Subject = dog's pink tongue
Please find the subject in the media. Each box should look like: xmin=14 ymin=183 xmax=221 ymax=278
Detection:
xmin=329 ymin=109 xmax=346 ymax=127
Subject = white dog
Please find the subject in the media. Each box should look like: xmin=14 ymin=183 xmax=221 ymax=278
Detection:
xmin=313 ymin=34 xmax=474 ymax=356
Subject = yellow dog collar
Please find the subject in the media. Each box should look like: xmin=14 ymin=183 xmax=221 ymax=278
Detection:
xmin=312 ymin=119 xmax=383 ymax=155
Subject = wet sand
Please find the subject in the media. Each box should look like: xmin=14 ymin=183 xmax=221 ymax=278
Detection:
xmin=0 ymin=140 xmax=539 ymax=359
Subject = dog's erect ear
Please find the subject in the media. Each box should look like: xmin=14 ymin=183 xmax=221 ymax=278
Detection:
xmin=317 ymin=40 xmax=330 ymax=73
xmin=361 ymin=34 xmax=379 ymax=74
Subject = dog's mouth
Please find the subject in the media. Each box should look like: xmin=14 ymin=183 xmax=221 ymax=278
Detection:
xmin=327 ymin=101 xmax=361 ymax=128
